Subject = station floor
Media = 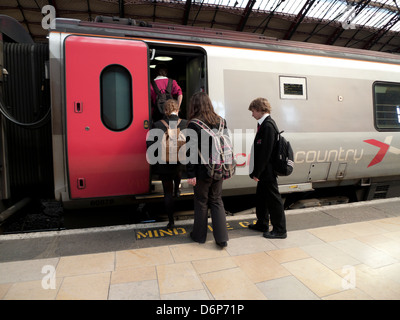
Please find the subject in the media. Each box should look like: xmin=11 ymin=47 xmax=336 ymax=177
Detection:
xmin=0 ymin=197 xmax=400 ymax=301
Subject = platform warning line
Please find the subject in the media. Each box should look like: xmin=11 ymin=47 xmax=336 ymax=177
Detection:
xmin=135 ymin=219 xmax=256 ymax=240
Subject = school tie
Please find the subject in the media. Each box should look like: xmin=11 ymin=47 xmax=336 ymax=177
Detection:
xmin=257 ymin=123 xmax=260 ymax=132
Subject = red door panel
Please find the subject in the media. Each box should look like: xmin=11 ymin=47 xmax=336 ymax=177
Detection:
xmin=65 ymin=35 xmax=150 ymax=199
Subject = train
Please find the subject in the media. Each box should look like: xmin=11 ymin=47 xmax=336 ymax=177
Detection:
xmin=8 ymin=15 xmax=400 ymax=209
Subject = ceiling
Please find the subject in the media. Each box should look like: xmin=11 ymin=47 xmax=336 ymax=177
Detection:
xmin=1 ymin=0 xmax=400 ymax=53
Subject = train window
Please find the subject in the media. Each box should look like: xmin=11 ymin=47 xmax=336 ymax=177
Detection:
xmin=100 ymin=64 xmax=133 ymax=131
xmin=279 ymin=76 xmax=307 ymax=100
xmin=374 ymin=82 xmax=400 ymax=131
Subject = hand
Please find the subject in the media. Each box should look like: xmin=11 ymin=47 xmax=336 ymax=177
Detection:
xmin=253 ymin=177 xmax=259 ymax=182
xmin=188 ymin=177 xmax=197 ymax=186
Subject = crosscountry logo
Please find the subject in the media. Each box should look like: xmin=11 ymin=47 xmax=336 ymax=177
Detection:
xmin=364 ymin=136 xmax=400 ymax=167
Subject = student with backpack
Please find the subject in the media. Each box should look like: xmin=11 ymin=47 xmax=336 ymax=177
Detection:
xmin=187 ymin=92 xmax=234 ymax=248
xmin=151 ymin=64 xmax=183 ymax=122
xmin=150 ymin=99 xmax=187 ymax=228
xmin=248 ymin=97 xmax=288 ymax=239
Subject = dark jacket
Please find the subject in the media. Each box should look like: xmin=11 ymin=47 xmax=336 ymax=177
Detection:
xmin=150 ymin=114 xmax=188 ymax=178
xmin=186 ymin=117 xmax=227 ymax=180
xmin=249 ymin=116 xmax=278 ymax=182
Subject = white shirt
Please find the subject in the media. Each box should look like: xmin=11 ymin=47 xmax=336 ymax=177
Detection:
xmin=258 ymin=113 xmax=270 ymax=126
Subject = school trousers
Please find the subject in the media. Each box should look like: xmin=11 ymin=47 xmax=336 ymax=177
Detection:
xmin=255 ymin=178 xmax=287 ymax=234
xmin=192 ymin=177 xmax=228 ymax=243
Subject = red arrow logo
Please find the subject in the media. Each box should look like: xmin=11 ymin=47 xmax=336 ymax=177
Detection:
xmin=364 ymin=139 xmax=390 ymax=167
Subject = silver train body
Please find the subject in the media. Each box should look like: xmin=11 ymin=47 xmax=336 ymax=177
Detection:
xmin=49 ymin=18 xmax=400 ymax=208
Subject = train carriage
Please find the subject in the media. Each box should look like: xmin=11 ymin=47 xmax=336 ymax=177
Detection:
xmin=48 ymin=17 xmax=400 ymax=207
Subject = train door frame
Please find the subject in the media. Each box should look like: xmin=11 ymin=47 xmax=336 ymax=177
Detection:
xmin=147 ymin=43 xmax=207 ymax=186
xmin=148 ymin=44 xmax=208 ymax=120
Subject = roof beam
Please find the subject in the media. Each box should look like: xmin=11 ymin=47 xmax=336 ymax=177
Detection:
xmin=87 ymin=0 xmax=93 ymax=21
xmin=283 ymin=0 xmax=316 ymax=40
xmin=119 ymin=0 xmax=125 ymax=18
xmin=15 ymin=0 xmax=33 ymax=40
xmin=236 ymin=0 xmax=256 ymax=32
xmin=211 ymin=5 xmax=219 ymax=28
xmin=326 ymin=0 xmax=372 ymax=45
xmin=182 ymin=0 xmax=192 ymax=25
xmin=253 ymin=0 xmax=285 ymax=34
xmin=362 ymin=14 xmax=400 ymax=50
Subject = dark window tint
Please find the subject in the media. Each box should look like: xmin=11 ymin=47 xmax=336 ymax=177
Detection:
xmin=100 ymin=65 xmax=132 ymax=131
xmin=374 ymin=82 xmax=400 ymax=131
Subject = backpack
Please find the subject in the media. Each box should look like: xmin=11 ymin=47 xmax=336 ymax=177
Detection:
xmin=191 ymin=118 xmax=236 ymax=180
xmin=160 ymin=119 xmax=186 ymax=163
xmin=152 ymin=79 xmax=173 ymax=115
xmin=267 ymin=118 xmax=294 ymax=176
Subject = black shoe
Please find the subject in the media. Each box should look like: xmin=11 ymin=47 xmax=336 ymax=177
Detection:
xmin=263 ymin=230 xmax=287 ymax=239
xmin=216 ymin=241 xmax=228 ymax=248
xmin=248 ymin=223 xmax=268 ymax=232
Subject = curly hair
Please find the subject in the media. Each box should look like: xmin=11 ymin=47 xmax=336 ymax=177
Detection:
xmin=164 ymin=99 xmax=179 ymax=116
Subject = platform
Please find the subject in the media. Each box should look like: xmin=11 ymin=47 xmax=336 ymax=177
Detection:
xmin=0 ymin=197 xmax=400 ymax=302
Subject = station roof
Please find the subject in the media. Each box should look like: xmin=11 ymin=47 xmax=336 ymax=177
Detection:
xmin=1 ymin=0 xmax=400 ymax=53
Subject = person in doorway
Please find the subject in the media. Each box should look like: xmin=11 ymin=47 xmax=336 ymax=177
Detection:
xmin=248 ymin=97 xmax=287 ymax=239
xmin=151 ymin=64 xmax=183 ymax=122
xmin=186 ymin=92 xmax=229 ymax=248
xmin=150 ymin=99 xmax=187 ymax=228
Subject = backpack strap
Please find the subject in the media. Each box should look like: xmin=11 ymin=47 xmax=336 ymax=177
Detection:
xmin=191 ymin=118 xmax=218 ymax=135
xmin=161 ymin=118 xmax=182 ymax=130
xmin=160 ymin=119 xmax=169 ymax=129
xmin=266 ymin=117 xmax=283 ymax=135
xmin=165 ymin=78 xmax=173 ymax=94
xmin=152 ymin=79 xmax=173 ymax=95
xmin=217 ymin=117 xmax=224 ymax=135
xmin=151 ymin=79 xmax=161 ymax=95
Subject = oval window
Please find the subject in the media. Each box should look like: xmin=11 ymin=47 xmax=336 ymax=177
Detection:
xmin=100 ymin=65 xmax=133 ymax=131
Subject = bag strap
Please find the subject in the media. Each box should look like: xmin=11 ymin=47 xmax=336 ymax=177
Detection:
xmin=266 ymin=117 xmax=283 ymax=135
xmin=161 ymin=118 xmax=182 ymax=130
xmin=166 ymin=78 xmax=173 ymax=94
xmin=152 ymin=79 xmax=161 ymax=95
xmin=152 ymin=78 xmax=173 ymax=95
xmin=191 ymin=118 xmax=225 ymax=155
xmin=160 ymin=119 xmax=169 ymax=129
xmin=191 ymin=118 xmax=213 ymax=134
xmin=191 ymin=118 xmax=223 ymax=137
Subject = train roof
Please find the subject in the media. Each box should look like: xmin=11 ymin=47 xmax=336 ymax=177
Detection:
xmin=53 ymin=16 xmax=400 ymax=66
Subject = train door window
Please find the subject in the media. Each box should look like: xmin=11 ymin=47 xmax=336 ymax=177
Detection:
xmin=100 ymin=64 xmax=133 ymax=131
xmin=374 ymin=82 xmax=400 ymax=131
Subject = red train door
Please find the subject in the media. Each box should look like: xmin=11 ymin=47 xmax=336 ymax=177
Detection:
xmin=65 ymin=35 xmax=150 ymax=199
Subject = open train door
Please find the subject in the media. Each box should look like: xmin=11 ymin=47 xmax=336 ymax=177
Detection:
xmin=64 ymin=35 xmax=150 ymax=199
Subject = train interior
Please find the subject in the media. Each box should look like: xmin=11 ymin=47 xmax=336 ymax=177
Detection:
xmin=148 ymin=44 xmax=207 ymax=120
xmin=147 ymin=44 xmax=207 ymax=188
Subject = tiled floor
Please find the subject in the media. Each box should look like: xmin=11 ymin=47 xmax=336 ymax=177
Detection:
xmin=1 ymin=216 xmax=400 ymax=300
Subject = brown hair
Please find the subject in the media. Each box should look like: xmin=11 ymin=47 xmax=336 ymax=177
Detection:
xmin=188 ymin=92 xmax=220 ymax=125
xmin=248 ymin=97 xmax=271 ymax=113
xmin=155 ymin=64 xmax=168 ymax=77
xmin=164 ymin=99 xmax=179 ymax=117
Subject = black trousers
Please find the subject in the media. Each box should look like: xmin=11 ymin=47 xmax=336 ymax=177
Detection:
xmin=255 ymin=178 xmax=287 ymax=233
xmin=161 ymin=173 xmax=181 ymax=224
xmin=192 ymin=177 xmax=228 ymax=243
